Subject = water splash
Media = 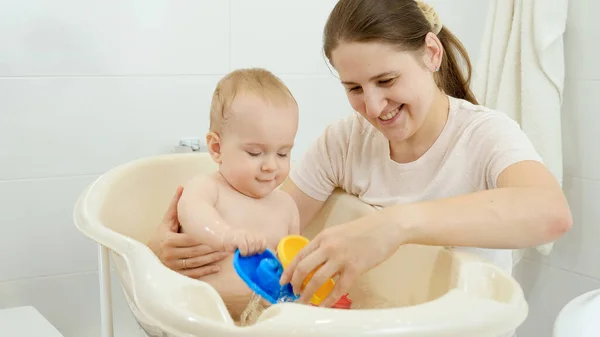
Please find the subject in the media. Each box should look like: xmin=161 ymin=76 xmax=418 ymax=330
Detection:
xmin=239 ymin=292 xmax=268 ymax=326
xmin=276 ymin=286 xmax=297 ymax=303
xmin=239 ymin=287 xmax=298 ymax=326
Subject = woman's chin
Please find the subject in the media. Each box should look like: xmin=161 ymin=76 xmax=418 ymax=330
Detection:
xmin=380 ymin=125 xmax=412 ymax=144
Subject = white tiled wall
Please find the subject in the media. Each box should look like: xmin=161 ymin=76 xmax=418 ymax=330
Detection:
xmin=512 ymin=0 xmax=600 ymax=336
xmin=1 ymin=0 xmax=596 ymax=336
xmin=0 ymin=1 xmax=345 ymax=335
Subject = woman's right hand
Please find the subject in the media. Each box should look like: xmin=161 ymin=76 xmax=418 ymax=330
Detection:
xmin=147 ymin=185 xmax=230 ymax=279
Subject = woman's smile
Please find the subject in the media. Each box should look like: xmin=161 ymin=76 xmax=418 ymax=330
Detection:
xmin=377 ymin=104 xmax=404 ymax=125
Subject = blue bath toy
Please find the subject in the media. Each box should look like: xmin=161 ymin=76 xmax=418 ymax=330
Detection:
xmin=232 ymin=249 xmax=298 ymax=304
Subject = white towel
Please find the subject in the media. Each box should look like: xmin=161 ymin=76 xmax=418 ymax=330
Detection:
xmin=472 ymin=0 xmax=569 ymax=262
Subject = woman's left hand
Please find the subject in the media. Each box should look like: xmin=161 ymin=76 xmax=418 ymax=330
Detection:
xmin=279 ymin=215 xmax=405 ymax=308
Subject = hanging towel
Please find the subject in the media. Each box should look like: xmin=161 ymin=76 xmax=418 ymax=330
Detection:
xmin=472 ymin=0 xmax=569 ymax=263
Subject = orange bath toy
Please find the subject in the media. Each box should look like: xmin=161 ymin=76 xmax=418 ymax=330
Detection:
xmin=277 ymin=235 xmax=352 ymax=308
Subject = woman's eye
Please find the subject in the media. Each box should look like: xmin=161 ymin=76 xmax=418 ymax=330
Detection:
xmin=246 ymin=151 xmax=260 ymax=156
xmin=348 ymin=86 xmax=362 ymax=92
xmin=278 ymin=153 xmax=288 ymax=157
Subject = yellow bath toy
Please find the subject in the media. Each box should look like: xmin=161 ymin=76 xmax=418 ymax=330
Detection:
xmin=277 ymin=235 xmax=336 ymax=306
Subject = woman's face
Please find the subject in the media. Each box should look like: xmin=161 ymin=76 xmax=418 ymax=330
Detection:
xmin=331 ymin=41 xmax=440 ymax=145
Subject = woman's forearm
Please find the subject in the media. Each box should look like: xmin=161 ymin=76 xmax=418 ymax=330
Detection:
xmin=382 ymin=187 xmax=572 ymax=249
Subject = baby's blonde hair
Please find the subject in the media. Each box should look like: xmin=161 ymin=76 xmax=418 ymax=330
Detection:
xmin=209 ymin=68 xmax=297 ymax=133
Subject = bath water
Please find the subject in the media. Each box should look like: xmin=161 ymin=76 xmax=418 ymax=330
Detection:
xmin=349 ymin=280 xmax=394 ymax=309
xmin=239 ymin=283 xmax=393 ymax=326
xmin=238 ymin=289 xmax=297 ymax=326
xmin=239 ymin=293 xmax=265 ymax=326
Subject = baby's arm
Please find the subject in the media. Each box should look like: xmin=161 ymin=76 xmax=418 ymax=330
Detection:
xmin=177 ymin=176 xmax=267 ymax=255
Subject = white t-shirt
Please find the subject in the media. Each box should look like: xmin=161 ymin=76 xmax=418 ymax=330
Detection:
xmin=290 ymin=95 xmax=543 ymax=272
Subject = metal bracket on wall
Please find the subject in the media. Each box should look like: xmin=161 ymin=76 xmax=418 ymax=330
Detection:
xmin=178 ymin=138 xmax=207 ymax=152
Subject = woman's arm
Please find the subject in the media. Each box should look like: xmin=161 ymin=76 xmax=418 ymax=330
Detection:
xmin=279 ymin=161 xmax=572 ymax=307
xmin=279 ymin=179 xmax=326 ymax=233
xmin=384 ymin=160 xmax=572 ymax=248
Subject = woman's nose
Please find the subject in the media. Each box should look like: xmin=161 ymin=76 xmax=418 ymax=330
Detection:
xmin=364 ymin=90 xmax=386 ymax=119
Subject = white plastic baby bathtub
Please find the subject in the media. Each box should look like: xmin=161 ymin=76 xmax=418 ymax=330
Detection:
xmin=74 ymin=153 xmax=528 ymax=337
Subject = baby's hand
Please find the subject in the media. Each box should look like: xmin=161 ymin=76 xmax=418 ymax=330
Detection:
xmin=222 ymin=229 xmax=268 ymax=256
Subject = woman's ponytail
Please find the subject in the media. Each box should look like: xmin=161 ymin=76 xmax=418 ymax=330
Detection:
xmin=435 ymin=26 xmax=479 ymax=105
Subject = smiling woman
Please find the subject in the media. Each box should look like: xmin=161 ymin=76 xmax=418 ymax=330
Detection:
xmin=149 ymin=0 xmax=572 ymax=317
xmin=334 ymin=44 xmax=449 ymax=159
xmin=324 ymin=0 xmax=477 ymax=163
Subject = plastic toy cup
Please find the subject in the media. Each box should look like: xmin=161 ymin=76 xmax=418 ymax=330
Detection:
xmin=277 ymin=235 xmax=336 ymax=306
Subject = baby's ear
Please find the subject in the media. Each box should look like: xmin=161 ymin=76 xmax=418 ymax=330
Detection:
xmin=206 ymin=132 xmax=222 ymax=163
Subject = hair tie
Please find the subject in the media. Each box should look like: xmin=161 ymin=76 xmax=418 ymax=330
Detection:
xmin=415 ymin=1 xmax=443 ymax=34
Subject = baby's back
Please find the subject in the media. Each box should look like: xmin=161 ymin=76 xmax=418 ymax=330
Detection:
xmin=198 ymin=173 xmax=296 ymax=320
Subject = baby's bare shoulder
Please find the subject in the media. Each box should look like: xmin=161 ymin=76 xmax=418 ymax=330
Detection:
xmin=181 ymin=172 xmax=223 ymax=199
xmin=269 ymin=189 xmax=296 ymax=209
xmin=188 ymin=172 xmax=224 ymax=188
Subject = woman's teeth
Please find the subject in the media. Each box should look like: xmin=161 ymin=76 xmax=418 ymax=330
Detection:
xmin=379 ymin=105 xmax=403 ymax=121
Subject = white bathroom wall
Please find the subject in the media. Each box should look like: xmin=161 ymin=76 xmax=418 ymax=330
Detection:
xmin=13 ymin=1 xmax=600 ymax=336
xmin=513 ymin=0 xmax=600 ymax=336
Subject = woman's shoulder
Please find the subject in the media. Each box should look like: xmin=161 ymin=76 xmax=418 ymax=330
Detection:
xmin=318 ymin=113 xmax=380 ymax=148
xmin=448 ymin=96 xmax=540 ymax=158
xmin=449 ymin=96 xmax=523 ymax=135
xmin=322 ymin=113 xmax=366 ymax=133
xmin=451 ymin=96 xmax=511 ymax=118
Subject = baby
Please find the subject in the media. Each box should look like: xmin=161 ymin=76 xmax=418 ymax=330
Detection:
xmin=177 ymin=68 xmax=301 ymax=321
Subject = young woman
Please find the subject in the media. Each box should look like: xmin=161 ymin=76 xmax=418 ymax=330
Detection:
xmin=148 ymin=0 xmax=571 ymax=309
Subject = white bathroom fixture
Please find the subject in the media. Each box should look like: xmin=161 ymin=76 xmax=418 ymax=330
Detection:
xmin=73 ymin=152 xmax=528 ymax=337
xmin=554 ymin=288 xmax=600 ymax=337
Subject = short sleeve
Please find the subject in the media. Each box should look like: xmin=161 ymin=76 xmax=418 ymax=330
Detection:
xmin=289 ymin=116 xmax=353 ymax=201
xmin=469 ymin=112 xmax=544 ymax=189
